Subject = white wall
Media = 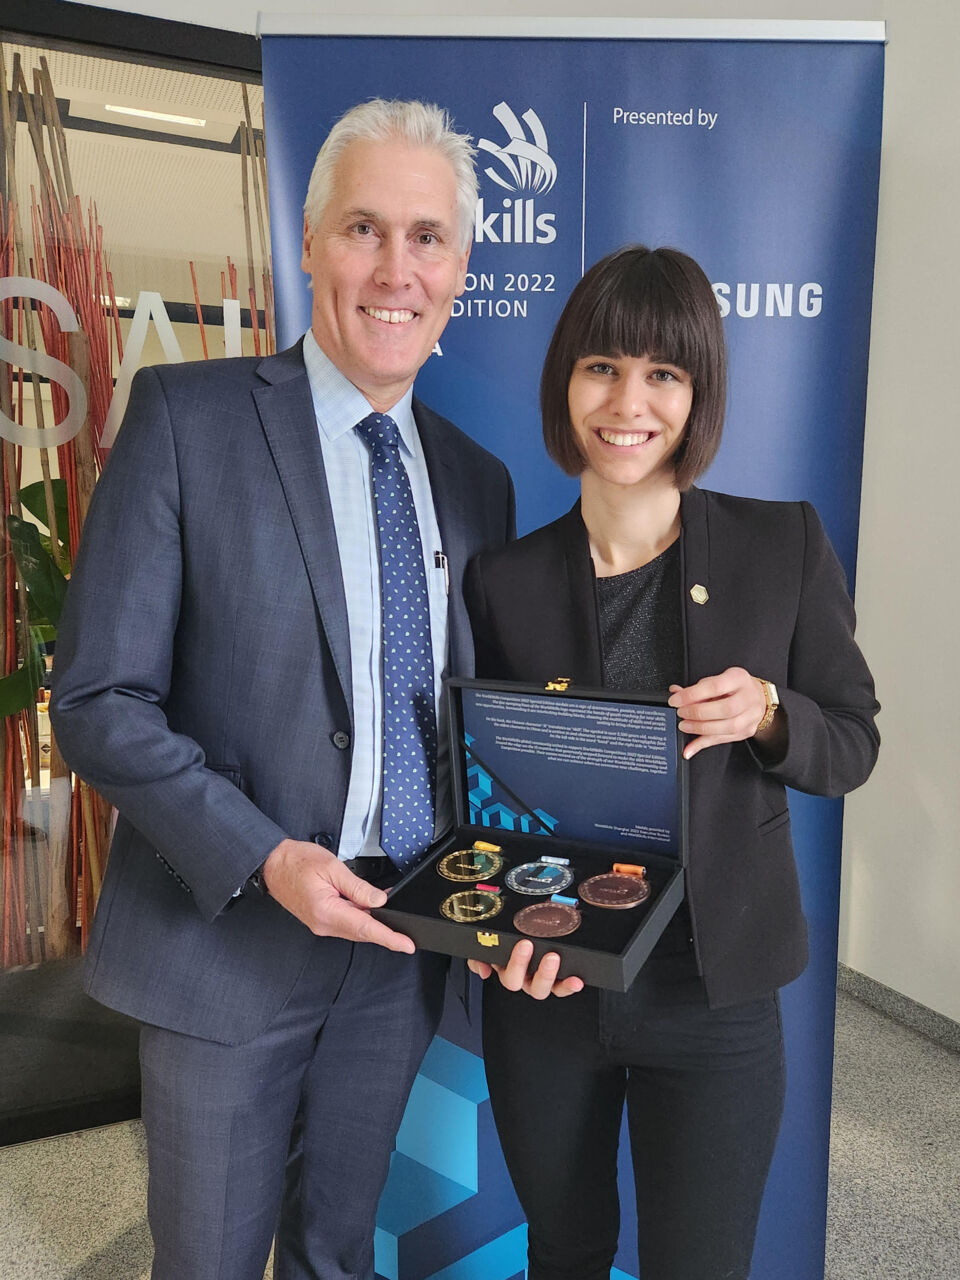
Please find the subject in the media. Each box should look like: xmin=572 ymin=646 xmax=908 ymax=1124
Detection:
xmin=61 ymin=1 xmax=960 ymax=1022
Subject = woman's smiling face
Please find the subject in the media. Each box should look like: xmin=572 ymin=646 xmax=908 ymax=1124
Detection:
xmin=567 ymin=353 xmax=693 ymax=492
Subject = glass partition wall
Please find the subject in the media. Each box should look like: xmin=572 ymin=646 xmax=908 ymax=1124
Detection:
xmin=0 ymin=31 xmax=272 ymax=1141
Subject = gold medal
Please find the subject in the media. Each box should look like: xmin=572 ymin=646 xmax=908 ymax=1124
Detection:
xmin=440 ymin=889 xmax=503 ymax=923
xmin=438 ymin=847 xmax=504 ymax=882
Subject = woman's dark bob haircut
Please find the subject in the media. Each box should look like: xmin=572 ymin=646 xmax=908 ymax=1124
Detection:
xmin=541 ymin=245 xmax=726 ymax=491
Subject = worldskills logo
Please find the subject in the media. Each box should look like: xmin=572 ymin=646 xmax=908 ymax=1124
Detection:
xmin=474 ymin=101 xmax=557 ymax=244
xmin=479 ymin=102 xmax=557 ymax=194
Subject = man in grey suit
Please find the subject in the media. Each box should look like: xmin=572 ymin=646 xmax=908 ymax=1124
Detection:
xmin=51 ymin=99 xmax=515 ymax=1280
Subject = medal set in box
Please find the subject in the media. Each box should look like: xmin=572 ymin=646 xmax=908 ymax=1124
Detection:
xmin=372 ymin=677 xmax=689 ymax=992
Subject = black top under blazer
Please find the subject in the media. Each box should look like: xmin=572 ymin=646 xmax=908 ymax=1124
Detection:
xmin=464 ymin=487 xmax=880 ymax=1008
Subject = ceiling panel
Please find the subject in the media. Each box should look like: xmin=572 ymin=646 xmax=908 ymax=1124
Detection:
xmin=3 ymin=41 xmax=271 ymax=311
xmin=2 ymin=42 xmax=263 ymax=120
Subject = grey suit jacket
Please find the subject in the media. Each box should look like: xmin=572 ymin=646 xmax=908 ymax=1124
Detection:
xmin=51 ymin=342 xmax=515 ymax=1044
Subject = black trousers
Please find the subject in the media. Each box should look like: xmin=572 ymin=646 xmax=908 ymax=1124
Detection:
xmin=482 ymin=980 xmax=785 ymax=1280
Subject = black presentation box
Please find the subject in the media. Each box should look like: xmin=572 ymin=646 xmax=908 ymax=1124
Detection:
xmin=372 ymin=677 xmax=688 ymax=992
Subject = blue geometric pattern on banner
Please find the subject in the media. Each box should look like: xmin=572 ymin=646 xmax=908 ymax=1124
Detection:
xmin=422 ymin=1225 xmax=527 ymax=1280
xmin=418 ymin=1035 xmax=489 ymax=1105
xmin=377 ymin=1150 xmax=475 ymax=1239
xmin=397 ymin=1075 xmax=478 ymax=1193
xmin=374 ymin=1022 xmax=531 ymax=1280
xmin=374 ymin=1035 xmax=491 ymax=1277
xmin=374 ymin=1228 xmax=399 ymax=1280
xmin=616 ymin=1111 xmax=639 ymax=1277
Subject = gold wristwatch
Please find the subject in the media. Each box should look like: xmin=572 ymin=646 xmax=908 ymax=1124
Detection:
xmin=755 ymin=679 xmax=780 ymax=733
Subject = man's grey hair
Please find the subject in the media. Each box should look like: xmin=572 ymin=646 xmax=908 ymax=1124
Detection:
xmin=303 ymin=98 xmax=478 ymax=252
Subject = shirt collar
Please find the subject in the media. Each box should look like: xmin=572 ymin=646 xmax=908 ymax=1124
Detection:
xmin=302 ymin=330 xmax=418 ymax=456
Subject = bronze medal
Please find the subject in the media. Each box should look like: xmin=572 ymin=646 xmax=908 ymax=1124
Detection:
xmin=513 ymin=901 xmax=581 ymax=938
xmin=578 ymin=872 xmax=651 ymax=909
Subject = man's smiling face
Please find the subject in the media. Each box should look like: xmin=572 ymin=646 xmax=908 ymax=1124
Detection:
xmin=301 ymin=137 xmax=470 ymax=411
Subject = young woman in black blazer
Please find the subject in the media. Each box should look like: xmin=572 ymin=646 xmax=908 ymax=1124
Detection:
xmin=464 ymin=246 xmax=879 ymax=1280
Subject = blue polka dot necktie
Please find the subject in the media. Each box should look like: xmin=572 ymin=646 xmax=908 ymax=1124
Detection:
xmin=355 ymin=412 xmax=437 ymax=871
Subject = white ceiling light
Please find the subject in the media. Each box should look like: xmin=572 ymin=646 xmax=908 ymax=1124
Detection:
xmin=105 ymin=105 xmax=206 ymax=128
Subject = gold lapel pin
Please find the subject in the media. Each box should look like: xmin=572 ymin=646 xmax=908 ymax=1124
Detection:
xmin=690 ymin=584 xmax=709 ymax=605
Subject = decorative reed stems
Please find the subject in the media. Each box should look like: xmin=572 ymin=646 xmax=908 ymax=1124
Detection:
xmin=0 ymin=47 xmax=275 ymax=968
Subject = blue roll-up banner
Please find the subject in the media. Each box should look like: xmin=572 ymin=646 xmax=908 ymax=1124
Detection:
xmin=260 ymin=20 xmax=884 ymax=1279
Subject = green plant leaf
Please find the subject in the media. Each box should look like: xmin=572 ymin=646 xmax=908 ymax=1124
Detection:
xmin=0 ymin=636 xmax=45 ymax=718
xmin=19 ymin=480 xmax=69 ymax=546
xmin=6 ymin=514 xmax=69 ymax=627
xmin=38 ymin=532 xmax=72 ymax=574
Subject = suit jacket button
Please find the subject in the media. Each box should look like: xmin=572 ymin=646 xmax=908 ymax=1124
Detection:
xmin=331 ymin=730 xmax=350 ymax=750
xmin=312 ymin=832 xmax=334 ymax=848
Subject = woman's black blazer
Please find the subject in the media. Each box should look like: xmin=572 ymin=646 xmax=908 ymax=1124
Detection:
xmin=464 ymin=486 xmax=880 ymax=1008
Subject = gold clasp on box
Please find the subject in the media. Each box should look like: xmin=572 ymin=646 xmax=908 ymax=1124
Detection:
xmin=545 ymin=676 xmax=571 ymax=692
xmin=477 ymin=931 xmax=500 ymax=947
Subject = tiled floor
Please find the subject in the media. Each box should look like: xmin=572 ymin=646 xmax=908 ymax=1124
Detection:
xmin=1 ymin=990 xmax=957 ymax=1279
xmin=2 ymin=1122 xmax=151 ymax=1279
xmin=824 ymin=993 xmax=960 ymax=1279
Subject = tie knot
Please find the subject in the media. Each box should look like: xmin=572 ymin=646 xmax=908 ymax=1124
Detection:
xmin=355 ymin=412 xmax=401 ymax=452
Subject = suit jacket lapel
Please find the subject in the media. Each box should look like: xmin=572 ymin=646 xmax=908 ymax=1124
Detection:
xmin=253 ymin=344 xmax=352 ymax=714
xmin=679 ymin=486 xmax=712 ymax=685
xmin=414 ymin=398 xmax=473 ymax=675
xmin=556 ymin=503 xmax=604 ymax=686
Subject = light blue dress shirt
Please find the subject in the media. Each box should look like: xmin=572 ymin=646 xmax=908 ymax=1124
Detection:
xmin=302 ymin=331 xmax=451 ymax=860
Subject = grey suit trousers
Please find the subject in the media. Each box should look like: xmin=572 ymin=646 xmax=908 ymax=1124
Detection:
xmin=139 ymin=937 xmax=448 ymax=1280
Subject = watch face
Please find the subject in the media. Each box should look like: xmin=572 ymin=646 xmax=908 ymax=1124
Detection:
xmin=440 ymin=890 xmax=503 ymax=923
xmin=504 ymin=861 xmax=575 ymax=896
xmin=578 ymin=872 xmax=651 ymax=909
xmin=513 ymin=901 xmax=582 ymax=938
xmin=437 ymin=848 xmax=504 ymax=882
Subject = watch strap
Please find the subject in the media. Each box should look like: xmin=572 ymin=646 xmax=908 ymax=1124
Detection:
xmin=755 ymin=679 xmax=780 ymax=733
